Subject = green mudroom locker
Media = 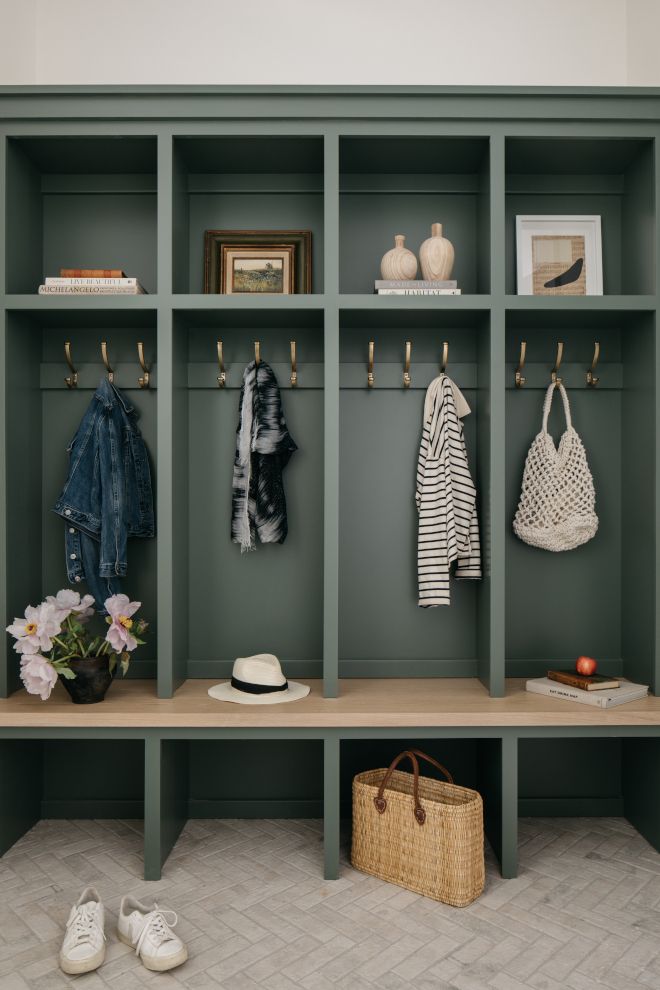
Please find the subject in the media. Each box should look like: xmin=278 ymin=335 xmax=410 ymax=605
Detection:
xmin=0 ymin=86 xmax=659 ymax=894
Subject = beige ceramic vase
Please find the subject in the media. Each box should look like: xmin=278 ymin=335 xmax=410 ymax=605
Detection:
xmin=380 ymin=234 xmax=418 ymax=280
xmin=419 ymin=223 xmax=455 ymax=281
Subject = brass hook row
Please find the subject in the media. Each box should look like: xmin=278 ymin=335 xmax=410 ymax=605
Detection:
xmin=368 ymin=340 xmax=449 ymax=389
xmin=217 ymin=340 xmax=298 ymax=388
xmin=514 ymin=341 xmax=600 ymax=388
xmin=64 ymin=341 xmax=151 ymax=389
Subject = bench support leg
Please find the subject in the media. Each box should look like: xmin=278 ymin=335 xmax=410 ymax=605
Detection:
xmin=144 ymin=736 xmax=188 ymax=881
xmin=479 ymin=734 xmax=518 ymax=879
xmin=324 ymin=733 xmax=340 ymax=880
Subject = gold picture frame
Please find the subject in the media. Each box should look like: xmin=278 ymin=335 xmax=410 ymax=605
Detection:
xmin=204 ymin=229 xmax=312 ymax=294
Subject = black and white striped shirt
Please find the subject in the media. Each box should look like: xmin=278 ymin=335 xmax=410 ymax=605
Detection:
xmin=416 ymin=375 xmax=481 ymax=607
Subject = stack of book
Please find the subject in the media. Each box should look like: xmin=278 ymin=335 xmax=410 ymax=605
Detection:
xmin=526 ymin=670 xmax=649 ymax=708
xmin=38 ymin=269 xmax=147 ymax=295
xmin=375 ymin=280 xmax=461 ymax=296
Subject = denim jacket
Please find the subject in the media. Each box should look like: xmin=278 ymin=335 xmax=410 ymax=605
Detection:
xmin=53 ymin=378 xmax=154 ymax=609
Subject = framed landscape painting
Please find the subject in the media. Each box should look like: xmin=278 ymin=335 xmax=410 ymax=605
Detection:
xmin=222 ymin=246 xmax=294 ymax=294
xmin=516 ymin=215 xmax=603 ymax=295
xmin=204 ymin=230 xmax=312 ymax=293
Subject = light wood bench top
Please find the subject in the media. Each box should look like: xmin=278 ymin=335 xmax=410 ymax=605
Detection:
xmin=0 ymin=678 xmax=659 ymax=729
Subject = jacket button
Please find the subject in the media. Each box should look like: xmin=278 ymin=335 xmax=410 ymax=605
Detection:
xmin=70 ymin=553 xmax=77 ymax=560
xmin=69 ymin=528 xmax=75 ymax=534
xmin=64 ymin=509 xmax=71 ymax=516
xmin=74 ymin=576 xmax=81 ymax=583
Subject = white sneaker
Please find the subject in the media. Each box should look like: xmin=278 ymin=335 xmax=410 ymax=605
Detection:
xmin=118 ymin=896 xmax=188 ymax=972
xmin=59 ymin=887 xmax=106 ymax=975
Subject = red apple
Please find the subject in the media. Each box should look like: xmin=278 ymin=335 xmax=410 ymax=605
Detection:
xmin=576 ymin=656 xmax=597 ymax=676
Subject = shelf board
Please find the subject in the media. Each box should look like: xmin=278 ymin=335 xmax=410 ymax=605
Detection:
xmin=505 ymin=295 xmax=656 ymax=312
xmin=339 ymin=294 xmax=492 ymax=310
xmin=1 ymin=678 xmax=658 ymax=728
xmin=3 ymin=294 xmax=158 ymax=311
xmin=172 ymin=294 xmax=325 ymax=310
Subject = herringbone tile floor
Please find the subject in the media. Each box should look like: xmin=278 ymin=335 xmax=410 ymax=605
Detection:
xmin=1 ymin=817 xmax=659 ymax=988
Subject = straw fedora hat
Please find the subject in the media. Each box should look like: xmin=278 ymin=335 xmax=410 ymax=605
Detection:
xmin=207 ymin=654 xmax=310 ymax=705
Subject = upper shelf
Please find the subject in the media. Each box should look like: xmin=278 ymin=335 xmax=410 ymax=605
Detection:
xmin=1 ymin=678 xmax=658 ymax=728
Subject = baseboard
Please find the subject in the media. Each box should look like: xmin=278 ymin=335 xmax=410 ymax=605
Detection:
xmin=188 ymin=799 xmax=323 ymax=818
xmin=187 ymin=661 xmax=480 ymax=678
xmin=339 ymin=660 xmax=479 ymax=677
xmin=507 ymin=659 xmax=624 ymax=678
xmin=40 ymin=796 xmax=625 ymax=821
xmin=519 ymin=797 xmax=624 ymax=817
xmin=187 ymin=661 xmax=323 ymax=678
xmin=42 ymin=800 xmax=145 ymax=818
xmin=42 ymin=798 xmax=325 ymax=819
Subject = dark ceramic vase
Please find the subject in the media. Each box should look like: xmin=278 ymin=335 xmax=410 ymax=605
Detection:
xmin=59 ymin=655 xmax=114 ymax=704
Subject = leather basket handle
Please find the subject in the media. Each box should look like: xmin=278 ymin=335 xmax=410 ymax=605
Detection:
xmin=406 ymin=749 xmax=454 ymax=785
xmin=374 ymin=750 xmax=426 ymax=825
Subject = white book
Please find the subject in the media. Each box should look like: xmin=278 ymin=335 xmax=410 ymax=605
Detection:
xmin=377 ymin=288 xmax=462 ymax=295
xmin=526 ymin=677 xmax=649 ymax=708
xmin=45 ymin=277 xmax=140 ymax=287
xmin=38 ymin=285 xmax=144 ymax=295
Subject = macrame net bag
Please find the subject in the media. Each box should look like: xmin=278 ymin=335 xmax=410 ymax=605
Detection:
xmin=513 ymin=382 xmax=598 ymax=552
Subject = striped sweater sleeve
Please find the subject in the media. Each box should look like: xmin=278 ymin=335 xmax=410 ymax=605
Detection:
xmin=417 ymin=376 xmax=481 ymax=607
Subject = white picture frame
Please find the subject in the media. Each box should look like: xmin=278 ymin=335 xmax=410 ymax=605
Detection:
xmin=516 ymin=215 xmax=603 ymax=296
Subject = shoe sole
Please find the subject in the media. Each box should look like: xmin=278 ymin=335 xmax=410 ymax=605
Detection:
xmin=59 ymin=946 xmax=105 ymax=975
xmin=117 ymin=929 xmax=188 ymax=971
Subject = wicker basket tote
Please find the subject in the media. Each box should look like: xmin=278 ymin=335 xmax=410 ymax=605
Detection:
xmin=352 ymin=749 xmax=485 ymax=907
xmin=513 ymin=381 xmax=598 ymax=552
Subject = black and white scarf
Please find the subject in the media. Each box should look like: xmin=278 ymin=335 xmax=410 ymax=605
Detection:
xmin=231 ymin=360 xmax=297 ymax=551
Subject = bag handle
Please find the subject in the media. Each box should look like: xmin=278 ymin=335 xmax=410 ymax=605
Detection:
xmin=542 ymin=381 xmax=572 ymax=434
xmin=373 ymin=749 xmax=454 ymax=826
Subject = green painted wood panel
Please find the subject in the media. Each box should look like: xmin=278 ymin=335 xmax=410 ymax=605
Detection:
xmin=339 ymin=323 xmax=486 ymax=674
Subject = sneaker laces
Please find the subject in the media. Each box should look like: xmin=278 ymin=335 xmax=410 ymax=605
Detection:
xmin=134 ymin=905 xmax=179 ymax=957
xmin=69 ymin=903 xmax=104 ymax=947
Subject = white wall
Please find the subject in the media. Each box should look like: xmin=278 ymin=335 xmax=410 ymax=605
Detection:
xmin=0 ymin=0 xmax=657 ymax=86
xmin=626 ymin=0 xmax=660 ymax=85
xmin=0 ymin=0 xmax=35 ymax=85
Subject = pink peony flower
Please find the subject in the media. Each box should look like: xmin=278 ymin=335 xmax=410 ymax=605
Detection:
xmin=20 ymin=654 xmax=58 ymax=701
xmin=7 ymin=603 xmax=63 ymax=655
xmin=104 ymin=594 xmax=141 ymax=653
xmin=46 ymin=589 xmax=95 ymax=622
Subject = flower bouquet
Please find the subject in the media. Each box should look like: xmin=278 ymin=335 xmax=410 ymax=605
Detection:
xmin=6 ymin=591 xmax=149 ymax=704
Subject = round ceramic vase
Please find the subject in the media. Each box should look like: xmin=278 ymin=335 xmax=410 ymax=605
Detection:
xmin=380 ymin=234 xmax=418 ymax=280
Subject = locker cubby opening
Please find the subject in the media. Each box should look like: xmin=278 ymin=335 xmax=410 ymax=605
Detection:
xmin=505 ymin=308 xmax=657 ymax=691
xmin=0 ymin=738 xmax=145 ymax=868
xmin=505 ymin=137 xmax=655 ymax=296
xmin=172 ymin=136 xmax=324 ymax=294
xmin=339 ymin=136 xmax=490 ymax=295
xmin=340 ymin=737 xmax=509 ymax=876
xmin=2 ymin=309 xmax=158 ymax=696
xmin=172 ymin=307 xmax=324 ymax=679
xmin=518 ymin=737 xmax=623 ymax=817
xmin=5 ymin=136 xmax=157 ymax=295
xmin=187 ymin=739 xmax=324 ymax=818
xmin=339 ymin=308 xmax=491 ymax=677
xmin=518 ymin=735 xmax=660 ymax=865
